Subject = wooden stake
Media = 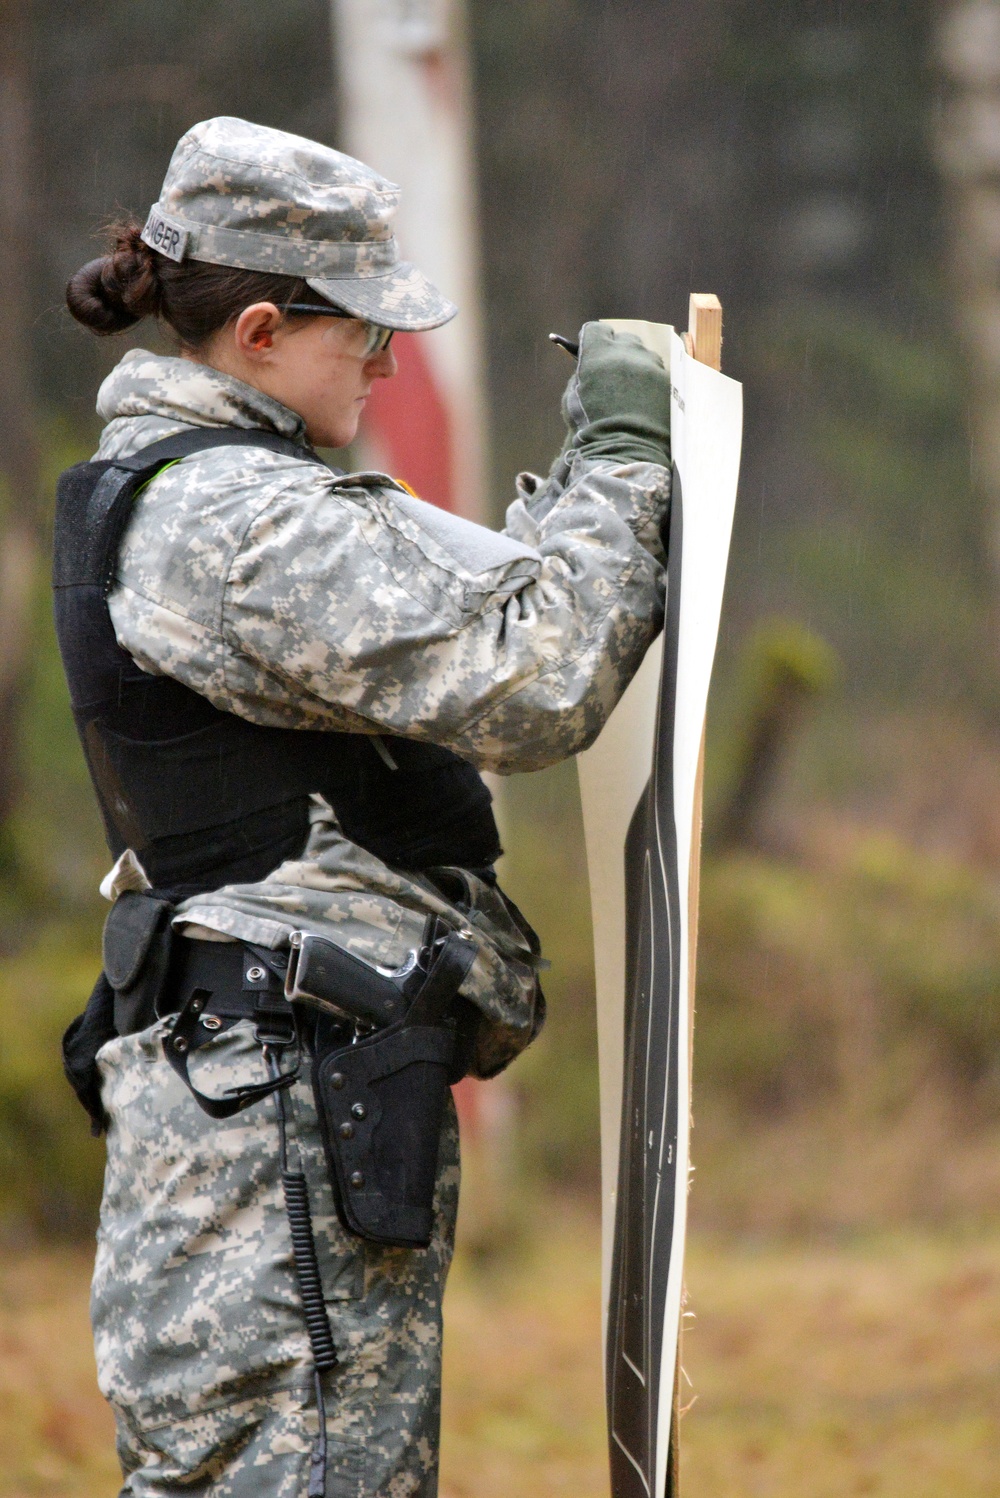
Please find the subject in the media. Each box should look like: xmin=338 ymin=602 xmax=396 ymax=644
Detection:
xmin=686 ymin=292 xmax=723 ymax=372
xmin=678 ymin=296 xmax=724 ymax=1480
xmin=683 ymin=292 xmax=723 ymax=1080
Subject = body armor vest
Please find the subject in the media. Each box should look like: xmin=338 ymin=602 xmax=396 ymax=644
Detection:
xmin=52 ymin=428 xmax=501 ymax=897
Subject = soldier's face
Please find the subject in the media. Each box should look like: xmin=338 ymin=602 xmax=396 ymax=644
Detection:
xmin=198 ymin=302 xmax=398 ymax=447
xmin=271 ymin=313 xmax=398 ymax=447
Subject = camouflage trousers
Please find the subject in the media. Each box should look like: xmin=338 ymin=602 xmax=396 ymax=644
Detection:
xmin=92 ymin=1018 xmax=460 ymax=1497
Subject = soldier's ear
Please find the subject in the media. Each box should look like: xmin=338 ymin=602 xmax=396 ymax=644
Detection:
xmin=233 ymin=303 xmax=282 ymax=358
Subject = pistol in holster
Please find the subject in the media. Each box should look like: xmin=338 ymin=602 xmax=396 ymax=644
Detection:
xmin=287 ymin=920 xmax=477 ymax=1248
xmin=65 ymin=891 xmax=478 ymax=1249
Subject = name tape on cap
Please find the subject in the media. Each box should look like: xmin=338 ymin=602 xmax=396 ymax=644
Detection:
xmin=141 ymin=209 xmax=189 ymax=264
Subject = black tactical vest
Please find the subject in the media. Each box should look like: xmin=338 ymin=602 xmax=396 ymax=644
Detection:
xmin=52 ymin=428 xmax=501 ymax=898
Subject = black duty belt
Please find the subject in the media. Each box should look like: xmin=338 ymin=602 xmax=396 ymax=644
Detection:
xmin=159 ymin=937 xmax=302 ymax=1118
xmin=158 ymin=923 xmax=478 ymax=1122
xmin=164 ymin=935 xmax=292 ymax=1027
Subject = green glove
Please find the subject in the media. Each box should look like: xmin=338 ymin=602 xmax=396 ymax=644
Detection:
xmin=562 ymin=319 xmax=672 ymax=468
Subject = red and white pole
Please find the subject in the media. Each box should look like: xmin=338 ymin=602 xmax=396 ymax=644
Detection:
xmin=330 ymin=0 xmax=488 ymax=522
xmin=331 ymin=0 xmax=503 ymax=1201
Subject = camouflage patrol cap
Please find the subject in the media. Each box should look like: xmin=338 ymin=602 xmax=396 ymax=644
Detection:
xmin=140 ymin=116 xmax=456 ymax=331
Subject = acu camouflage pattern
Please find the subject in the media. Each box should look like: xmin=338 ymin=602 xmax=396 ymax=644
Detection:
xmin=94 ymin=1019 xmax=458 ymax=1496
xmin=141 ymin=117 xmax=456 ymax=331
xmin=108 ymin=791 xmax=542 ymax=1081
xmin=175 ymin=801 xmax=545 ymax=1081
xmin=96 ymin=343 xmax=668 ymax=1066
xmin=87 ymin=332 xmax=669 ymax=1495
xmin=100 ymin=349 xmax=669 ymax=772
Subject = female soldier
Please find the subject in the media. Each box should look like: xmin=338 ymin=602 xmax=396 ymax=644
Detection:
xmin=59 ymin=116 xmax=671 ymax=1497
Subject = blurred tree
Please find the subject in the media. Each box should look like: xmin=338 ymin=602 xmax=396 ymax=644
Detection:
xmin=709 ymin=620 xmax=839 ymax=853
xmin=469 ymin=0 xmax=747 ymax=498
xmin=936 ymin=1 xmax=1000 ymax=597
xmin=0 ymin=2 xmax=984 ymax=887
xmin=710 ymin=1 xmax=998 ymax=716
xmin=0 ymin=0 xmax=42 ymax=847
xmin=0 ymin=0 xmax=340 ymax=906
xmin=33 ymin=0 xmax=339 ymax=409
xmin=2 ymin=0 xmax=999 ymax=1228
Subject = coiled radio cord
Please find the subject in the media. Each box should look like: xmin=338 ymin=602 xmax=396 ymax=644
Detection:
xmin=265 ymin=1044 xmax=338 ymax=1498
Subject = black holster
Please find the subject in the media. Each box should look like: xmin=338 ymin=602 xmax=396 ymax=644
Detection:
xmin=311 ymin=927 xmax=477 ymax=1248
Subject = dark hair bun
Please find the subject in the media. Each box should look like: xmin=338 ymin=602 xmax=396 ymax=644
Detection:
xmin=66 ymin=220 xmax=163 ymax=335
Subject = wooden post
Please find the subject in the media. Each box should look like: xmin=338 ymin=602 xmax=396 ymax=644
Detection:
xmin=684 ymin=292 xmax=723 ymax=1082
xmin=675 ymin=294 xmax=724 ymax=1486
xmin=686 ymin=292 xmax=723 ymax=371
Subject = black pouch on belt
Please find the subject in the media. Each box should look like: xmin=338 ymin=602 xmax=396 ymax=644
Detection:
xmin=102 ymin=890 xmax=177 ymax=1035
xmin=62 ymin=891 xmax=177 ymax=1133
xmin=311 ymin=926 xmax=477 ymax=1248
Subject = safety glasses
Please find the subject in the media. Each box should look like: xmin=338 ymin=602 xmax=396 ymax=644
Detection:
xmin=279 ymin=303 xmax=394 ymax=357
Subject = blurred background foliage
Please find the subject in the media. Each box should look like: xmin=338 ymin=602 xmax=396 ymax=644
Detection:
xmin=3 ymin=0 xmax=1000 ymax=1248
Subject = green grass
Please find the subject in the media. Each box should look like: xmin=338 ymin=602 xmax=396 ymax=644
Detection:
xmin=0 ymin=932 xmax=105 ymax=1236
xmin=443 ymin=1206 xmax=1000 ymax=1498
xmin=3 ymin=1198 xmax=1000 ymax=1497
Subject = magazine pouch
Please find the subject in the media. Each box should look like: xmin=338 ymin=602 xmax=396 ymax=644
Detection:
xmin=102 ymin=889 xmax=176 ymax=1035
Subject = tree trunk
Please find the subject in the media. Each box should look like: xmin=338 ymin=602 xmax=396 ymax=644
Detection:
xmin=936 ymin=0 xmax=1000 ymax=595
xmin=0 ymin=0 xmax=41 ymax=838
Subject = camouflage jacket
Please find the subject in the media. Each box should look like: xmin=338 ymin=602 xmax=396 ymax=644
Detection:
xmin=94 ymin=349 xmax=670 ymax=1071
